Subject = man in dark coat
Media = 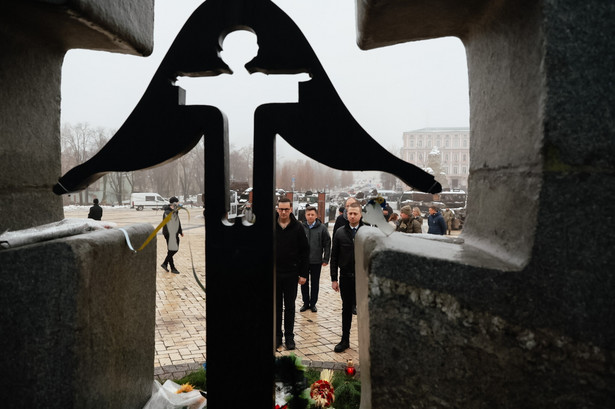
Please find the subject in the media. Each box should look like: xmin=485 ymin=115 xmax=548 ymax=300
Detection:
xmin=330 ymin=201 xmax=364 ymax=353
xmin=300 ymin=206 xmax=331 ymax=313
xmin=87 ymin=198 xmax=103 ymax=220
xmin=275 ymin=197 xmax=309 ymax=350
xmin=427 ymin=205 xmax=448 ymax=235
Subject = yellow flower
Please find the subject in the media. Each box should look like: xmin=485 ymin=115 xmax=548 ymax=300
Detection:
xmin=176 ymin=383 xmax=194 ymax=393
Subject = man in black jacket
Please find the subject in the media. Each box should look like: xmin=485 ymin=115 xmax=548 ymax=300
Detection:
xmin=330 ymin=201 xmax=364 ymax=352
xmin=275 ymin=197 xmax=309 ymax=350
xmin=87 ymin=198 xmax=103 ymax=221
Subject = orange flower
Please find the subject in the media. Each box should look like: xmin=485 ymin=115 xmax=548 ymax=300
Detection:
xmin=176 ymin=383 xmax=194 ymax=393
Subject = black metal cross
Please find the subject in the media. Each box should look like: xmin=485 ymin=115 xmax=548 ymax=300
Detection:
xmin=53 ymin=0 xmax=441 ymax=407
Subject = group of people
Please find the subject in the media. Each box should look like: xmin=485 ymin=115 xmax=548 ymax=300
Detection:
xmin=275 ymin=196 xmax=363 ymax=353
xmin=385 ymin=203 xmax=454 ymax=235
xmin=155 ymin=193 xmax=456 ymax=354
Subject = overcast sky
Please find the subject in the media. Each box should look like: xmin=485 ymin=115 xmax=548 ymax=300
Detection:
xmin=61 ymin=0 xmax=469 ymax=160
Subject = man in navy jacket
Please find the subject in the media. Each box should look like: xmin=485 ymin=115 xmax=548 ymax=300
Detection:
xmin=427 ymin=206 xmax=448 ymax=235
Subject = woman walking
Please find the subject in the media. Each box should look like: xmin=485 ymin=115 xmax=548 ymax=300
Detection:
xmin=161 ymin=196 xmax=184 ymax=274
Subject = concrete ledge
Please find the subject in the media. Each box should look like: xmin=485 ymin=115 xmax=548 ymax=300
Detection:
xmin=0 ymin=224 xmax=156 ymax=409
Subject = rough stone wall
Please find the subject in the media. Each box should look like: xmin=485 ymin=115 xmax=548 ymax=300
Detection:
xmin=355 ymin=0 xmax=615 ymax=407
xmin=357 ymin=232 xmax=613 ymax=408
xmin=0 ymin=225 xmax=156 ymax=408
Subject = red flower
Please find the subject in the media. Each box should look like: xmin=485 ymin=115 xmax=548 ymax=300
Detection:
xmin=310 ymin=379 xmax=335 ymax=407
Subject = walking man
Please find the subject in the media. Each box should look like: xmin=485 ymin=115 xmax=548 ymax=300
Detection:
xmin=300 ymin=206 xmax=331 ymax=313
xmin=275 ymin=197 xmax=309 ymax=350
xmin=330 ymin=201 xmax=363 ymax=352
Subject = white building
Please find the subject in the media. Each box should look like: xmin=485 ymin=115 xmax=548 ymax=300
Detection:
xmin=401 ymin=127 xmax=470 ymax=190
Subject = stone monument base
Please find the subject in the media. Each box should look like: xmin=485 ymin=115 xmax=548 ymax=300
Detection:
xmin=0 ymin=224 xmax=156 ymax=409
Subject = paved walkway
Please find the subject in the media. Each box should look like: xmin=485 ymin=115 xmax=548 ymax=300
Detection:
xmin=65 ymin=206 xmax=359 ymax=381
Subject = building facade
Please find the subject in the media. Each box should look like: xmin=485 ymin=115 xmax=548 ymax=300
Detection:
xmin=401 ymin=127 xmax=470 ymax=190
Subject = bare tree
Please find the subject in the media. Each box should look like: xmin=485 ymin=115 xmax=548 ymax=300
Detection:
xmin=60 ymin=122 xmax=101 ymax=204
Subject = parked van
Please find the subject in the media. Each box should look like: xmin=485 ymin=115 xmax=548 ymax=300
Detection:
xmin=130 ymin=193 xmax=166 ymax=211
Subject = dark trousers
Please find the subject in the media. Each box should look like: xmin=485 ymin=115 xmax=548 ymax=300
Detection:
xmin=163 ymin=250 xmax=178 ymax=269
xmin=301 ymin=263 xmax=322 ymax=307
xmin=339 ymin=271 xmax=356 ymax=341
xmin=276 ymin=273 xmax=298 ymax=341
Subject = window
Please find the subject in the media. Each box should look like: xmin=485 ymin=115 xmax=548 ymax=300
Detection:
xmin=410 ymin=140 xmax=414 ymax=148
xmin=419 ymin=153 xmax=423 ymax=161
xmin=445 ymin=153 xmax=449 ymax=162
xmin=445 ymin=139 xmax=450 ymax=147
xmin=463 ymin=154 xmax=467 ymax=162
xmin=454 ymin=153 xmax=459 ymax=161
xmin=454 ymin=137 xmax=459 ymax=147
xmin=462 ymin=166 xmax=467 ymax=174
xmin=418 ymin=140 xmax=422 ymax=147
xmin=463 ymin=139 xmax=468 ymax=148
xmin=453 ymin=166 xmax=458 ymax=174
xmin=428 ymin=140 xmax=432 ymax=148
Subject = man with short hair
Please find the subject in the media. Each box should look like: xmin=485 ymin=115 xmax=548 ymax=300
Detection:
xmin=300 ymin=206 xmax=331 ymax=313
xmin=87 ymin=198 xmax=103 ymax=220
xmin=333 ymin=197 xmax=359 ymax=235
xmin=275 ymin=197 xmax=309 ymax=350
xmin=427 ymin=206 xmax=447 ymax=235
xmin=330 ymin=201 xmax=363 ymax=352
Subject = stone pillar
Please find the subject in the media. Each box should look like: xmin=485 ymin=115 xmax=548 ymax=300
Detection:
xmin=356 ymin=0 xmax=615 ymax=407
xmin=0 ymin=0 xmax=154 ymax=231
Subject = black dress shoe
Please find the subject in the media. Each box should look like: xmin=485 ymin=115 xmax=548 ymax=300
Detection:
xmin=334 ymin=339 xmax=349 ymax=353
xmin=311 ymin=306 xmax=318 ymax=312
xmin=285 ymin=340 xmax=296 ymax=350
xmin=299 ymin=305 xmax=310 ymax=312
xmin=160 ymin=263 xmax=169 ymax=272
xmin=171 ymin=268 xmax=180 ymax=274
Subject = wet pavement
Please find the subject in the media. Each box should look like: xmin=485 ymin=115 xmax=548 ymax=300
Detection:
xmin=64 ymin=206 xmax=359 ymax=380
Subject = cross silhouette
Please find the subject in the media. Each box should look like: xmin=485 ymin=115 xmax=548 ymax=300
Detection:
xmin=178 ymin=30 xmax=310 ymax=205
